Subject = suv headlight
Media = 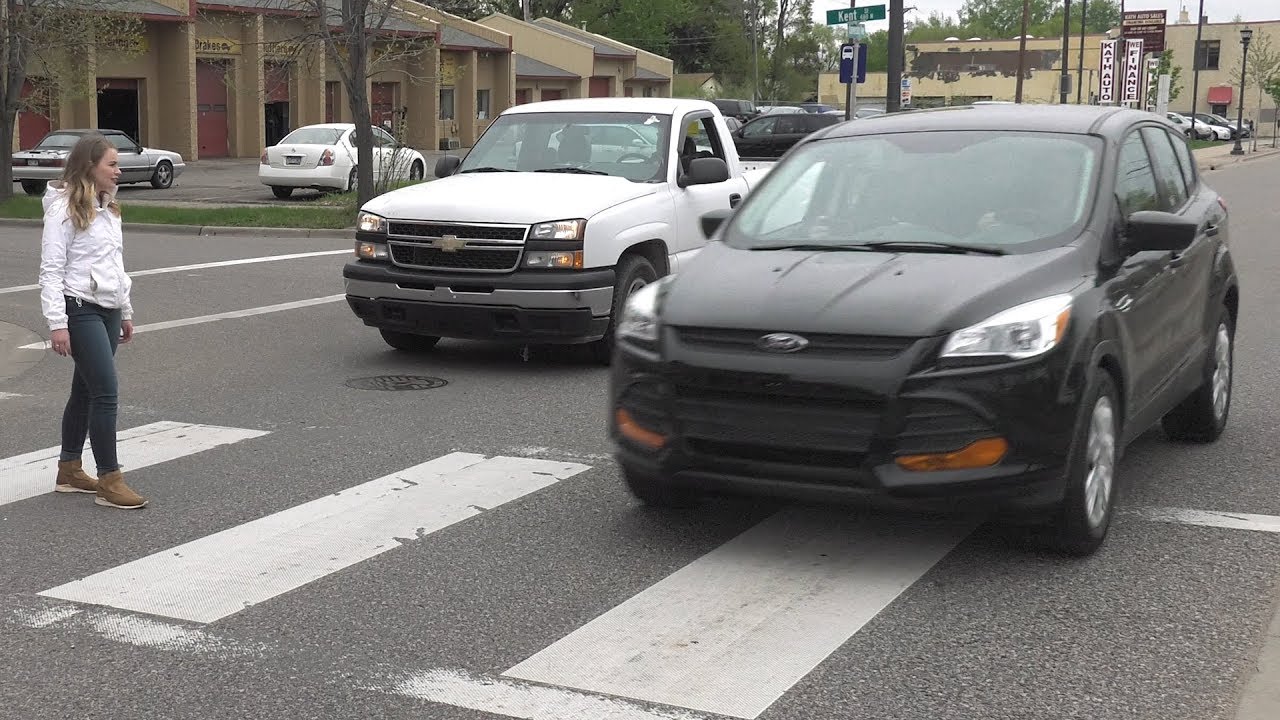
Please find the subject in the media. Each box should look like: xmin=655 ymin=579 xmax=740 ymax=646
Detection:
xmin=530 ymin=219 xmax=586 ymax=241
xmin=358 ymin=212 xmax=386 ymax=233
xmin=618 ymin=279 xmax=667 ymax=344
xmin=940 ymin=294 xmax=1073 ymax=361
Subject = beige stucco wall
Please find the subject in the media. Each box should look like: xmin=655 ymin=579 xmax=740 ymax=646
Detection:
xmin=819 ymin=69 xmax=1072 ymax=108
xmin=1164 ymin=20 xmax=1279 ymax=120
xmin=480 ymin=13 xmax=595 ymax=80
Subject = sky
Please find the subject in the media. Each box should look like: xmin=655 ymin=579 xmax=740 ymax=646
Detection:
xmin=810 ymin=0 xmax=1279 ymax=34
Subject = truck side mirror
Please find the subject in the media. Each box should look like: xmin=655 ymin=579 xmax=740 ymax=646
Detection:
xmin=435 ymin=155 xmax=461 ymax=178
xmin=700 ymin=208 xmax=733 ymax=239
xmin=679 ymin=157 xmax=729 ymax=188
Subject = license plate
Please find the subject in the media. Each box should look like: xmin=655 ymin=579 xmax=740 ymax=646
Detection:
xmin=285 ymin=156 xmax=302 ymax=166
xmin=27 ymin=160 xmax=38 ymax=166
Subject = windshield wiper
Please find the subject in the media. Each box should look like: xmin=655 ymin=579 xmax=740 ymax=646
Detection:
xmin=858 ymin=240 xmax=1006 ymax=256
xmin=750 ymin=243 xmax=875 ymax=252
xmin=534 ymin=167 xmax=610 ymax=176
xmin=459 ymin=166 xmax=514 ymax=173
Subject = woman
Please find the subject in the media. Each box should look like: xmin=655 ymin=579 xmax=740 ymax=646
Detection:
xmin=38 ymin=132 xmax=147 ymax=509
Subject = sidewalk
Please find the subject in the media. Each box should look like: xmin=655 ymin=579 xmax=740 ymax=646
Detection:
xmin=1194 ymin=140 xmax=1280 ymax=171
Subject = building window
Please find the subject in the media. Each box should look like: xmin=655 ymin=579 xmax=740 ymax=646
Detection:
xmin=477 ymin=89 xmax=491 ymax=119
xmin=440 ymin=88 xmax=455 ymax=120
xmin=1196 ymin=40 xmax=1220 ymax=70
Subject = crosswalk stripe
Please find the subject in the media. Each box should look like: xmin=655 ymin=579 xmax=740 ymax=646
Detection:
xmin=504 ymin=507 xmax=979 ymax=719
xmin=18 ymin=295 xmax=346 ymax=349
xmin=0 ymin=250 xmax=350 ymax=295
xmin=39 ymin=453 xmax=591 ymax=624
xmin=1133 ymin=507 xmax=1280 ymax=533
xmin=0 ymin=421 xmax=269 ymax=508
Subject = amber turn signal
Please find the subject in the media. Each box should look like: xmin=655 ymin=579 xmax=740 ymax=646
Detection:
xmin=895 ymin=437 xmax=1009 ymax=472
xmin=615 ymin=408 xmax=667 ymax=450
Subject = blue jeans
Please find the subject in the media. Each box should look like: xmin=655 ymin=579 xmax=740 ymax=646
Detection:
xmin=61 ymin=296 xmax=122 ymax=474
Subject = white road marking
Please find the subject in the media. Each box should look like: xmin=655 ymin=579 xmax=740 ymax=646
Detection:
xmin=0 ymin=421 xmax=269 ymax=508
xmin=0 ymin=392 xmax=29 ymax=400
xmin=504 ymin=507 xmax=979 ymax=719
xmin=10 ymin=601 xmax=260 ymax=657
xmin=0 ymin=250 xmax=350 ymax=294
xmin=18 ymin=294 xmax=346 ymax=349
xmin=1134 ymin=507 xmax=1280 ymax=534
xmin=377 ymin=667 xmax=714 ymax=720
xmin=39 ymin=453 xmax=591 ymax=623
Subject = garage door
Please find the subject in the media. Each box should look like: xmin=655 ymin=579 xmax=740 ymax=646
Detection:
xmin=196 ymin=60 xmax=229 ymax=158
xmin=589 ymin=77 xmax=611 ymax=97
xmin=18 ymin=80 xmax=51 ymax=150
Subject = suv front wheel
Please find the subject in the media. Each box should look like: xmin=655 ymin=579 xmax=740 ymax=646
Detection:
xmin=1162 ymin=306 xmax=1233 ymax=442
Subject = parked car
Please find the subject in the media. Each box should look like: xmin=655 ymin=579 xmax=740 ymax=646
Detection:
xmin=609 ymin=104 xmax=1238 ymax=557
xmin=1166 ymin=112 xmax=1218 ymax=140
xmin=709 ymin=99 xmax=757 ymax=123
xmin=342 ymin=98 xmax=776 ymax=362
xmin=1191 ymin=112 xmax=1250 ymax=139
xmin=732 ymin=112 xmax=842 ymax=159
xmin=258 ymin=123 xmax=427 ymax=199
xmin=12 ymin=128 xmax=185 ymax=196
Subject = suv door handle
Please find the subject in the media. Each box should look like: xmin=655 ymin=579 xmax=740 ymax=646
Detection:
xmin=729 ymin=193 xmax=742 ymax=208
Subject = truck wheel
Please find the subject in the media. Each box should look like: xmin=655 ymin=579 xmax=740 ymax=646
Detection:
xmin=590 ymin=254 xmax=657 ymax=365
xmin=622 ymin=465 xmax=699 ymax=508
xmin=1161 ymin=306 xmax=1233 ymax=443
xmin=380 ymin=329 xmax=440 ymax=353
xmin=21 ymin=180 xmax=46 ymax=196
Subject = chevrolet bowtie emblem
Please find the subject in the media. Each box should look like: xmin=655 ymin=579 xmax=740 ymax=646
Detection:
xmin=438 ymin=235 xmax=465 ymax=252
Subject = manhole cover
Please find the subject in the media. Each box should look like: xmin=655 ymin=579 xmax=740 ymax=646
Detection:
xmin=345 ymin=375 xmax=448 ymax=391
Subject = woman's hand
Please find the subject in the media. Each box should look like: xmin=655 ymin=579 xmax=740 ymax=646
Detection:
xmin=50 ymin=329 xmax=71 ymax=356
xmin=121 ymin=320 xmax=134 ymax=344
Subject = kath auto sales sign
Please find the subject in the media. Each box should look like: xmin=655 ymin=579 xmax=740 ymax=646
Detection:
xmin=1122 ymin=10 xmax=1167 ymax=54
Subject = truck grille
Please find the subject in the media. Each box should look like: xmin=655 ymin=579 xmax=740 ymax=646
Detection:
xmin=387 ymin=222 xmax=527 ymax=273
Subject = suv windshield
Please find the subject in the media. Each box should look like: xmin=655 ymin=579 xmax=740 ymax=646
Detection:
xmin=459 ymin=111 xmax=672 ymax=183
xmin=725 ymin=130 xmax=1102 ymax=253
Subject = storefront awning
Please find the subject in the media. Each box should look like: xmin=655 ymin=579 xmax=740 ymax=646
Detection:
xmin=1207 ymin=86 xmax=1234 ymax=104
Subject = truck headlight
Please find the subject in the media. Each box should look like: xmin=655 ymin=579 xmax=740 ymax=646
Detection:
xmin=617 ymin=279 xmax=666 ymax=344
xmin=355 ymin=240 xmax=389 ymax=260
xmin=530 ymin=219 xmax=586 ymax=241
xmin=524 ymin=250 xmax=584 ymax=269
xmin=940 ymin=294 xmax=1073 ymax=362
xmin=358 ymin=212 xmax=386 ymax=233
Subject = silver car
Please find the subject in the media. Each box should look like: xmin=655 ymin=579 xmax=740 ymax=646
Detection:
xmin=12 ymin=128 xmax=186 ymax=195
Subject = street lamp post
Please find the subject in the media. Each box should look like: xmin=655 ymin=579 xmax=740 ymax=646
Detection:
xmin=1231 ymin=27 xmax=1253 ymax=156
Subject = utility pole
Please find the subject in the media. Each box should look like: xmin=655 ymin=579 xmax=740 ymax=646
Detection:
xmin=751 ymin=0 xmax=760 ymax=104
xmin=846 ymin=0 xmax=856 ymax=118
xmin=1060 ymin=0 xmax=1072 ymax=103
xmin=1016 ymin=0 xmax=1029 ymax=103
xmin=521 ymin=0 xmax=531 ymax=21
xmin=1189 ymin=0 xmax=1205 ymax=139
xmin=886 ymin=0 xmax=904 ymax=111
xmin=1077 ymin=0 xmax=1088 ymax=103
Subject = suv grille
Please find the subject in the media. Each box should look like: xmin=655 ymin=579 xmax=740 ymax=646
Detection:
xmin=895 ymin=400 xmax=995 ymax=454
xmin=674 ymin=327 xmax=915 ymax=358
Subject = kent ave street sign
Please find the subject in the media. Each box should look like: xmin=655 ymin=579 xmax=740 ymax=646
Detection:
xmin=827 ymin=5 xmax=887 ymax=24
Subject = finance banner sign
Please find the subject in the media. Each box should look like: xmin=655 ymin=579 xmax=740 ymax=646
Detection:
xmin=1098 ymin=39 xmax=1118 ymax=103
xmin=1123 ymin=38 xmax=1144 ymax=105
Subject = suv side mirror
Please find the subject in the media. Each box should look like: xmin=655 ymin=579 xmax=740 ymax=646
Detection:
xmin=679 ymin=157 xmax=729 ymax=188
xmin=1123 ymin=210 xmax=1198 ymax=254
xmin=700 ymin=208 xmax=734 ymax=239
xmin=434 ymin=155 xmax=461 ymax=178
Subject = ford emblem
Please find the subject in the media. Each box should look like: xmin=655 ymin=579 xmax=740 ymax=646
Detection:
xmin=757 ymin=333 xmax=809 ymax=353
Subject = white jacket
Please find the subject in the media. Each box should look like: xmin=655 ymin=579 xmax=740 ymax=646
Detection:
xmin=38 ymin=183 xmax=133 ymax=331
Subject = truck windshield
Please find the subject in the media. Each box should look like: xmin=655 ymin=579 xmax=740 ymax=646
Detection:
xmin=458 ymin=112 xmax=672 ymax=183
xmin=725 ymin=130 xmax=1102 ymax=254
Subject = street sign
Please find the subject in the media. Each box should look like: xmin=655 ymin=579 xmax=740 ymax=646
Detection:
xmin=847 ymin=21 xmax=868 ymax=41
xmin=900 ymin=77 xmax=912 ymax=106
xmin=1122 ymin=9 xmax=1167 ymax=54
xmin=826 ymin=5 xmax=886 ymax=24
xmin=839 ymin=43 xmax=868 ymax=84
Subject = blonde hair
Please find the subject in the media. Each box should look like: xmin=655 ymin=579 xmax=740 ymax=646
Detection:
xmin=57 ymin=133 xmax=121 ymax=232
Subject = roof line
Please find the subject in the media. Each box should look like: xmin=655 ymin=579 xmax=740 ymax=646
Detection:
xmin=478 ymin=12 xmax=596 ymax=52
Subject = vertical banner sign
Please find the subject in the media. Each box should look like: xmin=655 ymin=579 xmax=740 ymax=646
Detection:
xmin=1098 ymin=39 xmax=1117 ymax=104
xmin=1145 ymin=57 xmax=1160 ymax=112
xmin=1123 ymin=38 xmax=1144 ymax=106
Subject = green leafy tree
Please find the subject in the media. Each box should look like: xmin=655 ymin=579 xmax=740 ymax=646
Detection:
xmin=1157 ymin=49 xmax=1184 ymax=102
xmin=1229 ymin=31 xmax=1280 ymax=128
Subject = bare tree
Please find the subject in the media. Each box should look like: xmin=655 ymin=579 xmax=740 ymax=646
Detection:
xmin=1 ymin=0 xmax=144 ymax=201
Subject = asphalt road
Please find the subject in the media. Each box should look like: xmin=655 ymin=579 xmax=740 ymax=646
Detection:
xmin=1 ymin=154 xmax=1279 ymax=720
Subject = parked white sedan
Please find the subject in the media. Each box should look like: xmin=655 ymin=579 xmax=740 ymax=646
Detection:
xmin=258 ymin=123 xmax=427 ymax=199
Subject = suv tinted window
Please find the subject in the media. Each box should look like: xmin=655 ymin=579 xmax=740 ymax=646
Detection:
xmin=1165 ymin=129 xmax=1197 ymax=190
xmin=1115 ymin=132 xmax=1160 ymax=215
xmin=1140 ymin=127 xmax=1189 ymax=211
xmin=775 ymin=116 xmax=807 ymax=134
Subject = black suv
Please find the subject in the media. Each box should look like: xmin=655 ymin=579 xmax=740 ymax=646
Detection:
xmin=609 ymin=105 xmax=1238 ymax=556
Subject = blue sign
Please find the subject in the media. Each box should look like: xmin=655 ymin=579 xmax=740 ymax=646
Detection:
xmin=839 ymin=43 xmax=868 ymax=84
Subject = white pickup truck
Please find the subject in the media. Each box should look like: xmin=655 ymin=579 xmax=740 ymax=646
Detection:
xmin=342 ymin=98 xmax=774 ymax=361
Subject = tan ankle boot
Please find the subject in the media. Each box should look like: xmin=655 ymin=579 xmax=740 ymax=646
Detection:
xmin=55 ymin=459 xmax=99 ymax=494
xmin=95 ymin=470 xmax=148 ymax=509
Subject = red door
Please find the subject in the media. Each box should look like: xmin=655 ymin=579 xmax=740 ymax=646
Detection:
xmin=326 ymin=82 xmax=339 ymax=123
xmin=18 ymin=80 xmax=51 ymax=149
xmin=372 ymin=82 xmax=397 ymax=130
xmin=515 ymin=89 xmax=531 ymax=105
xmin=196 ymin=60 xmax=229 ymax=158
xmin=540 ymin=89 xmax=564 ymax=102
xmin=589 ymin=77 xmax=611 ymax=97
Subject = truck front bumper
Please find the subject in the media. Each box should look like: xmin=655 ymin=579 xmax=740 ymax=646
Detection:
xmin=343 ymin=261 xmax=616 ymax=344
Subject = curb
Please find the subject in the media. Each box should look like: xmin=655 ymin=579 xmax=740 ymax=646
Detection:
xmin=0 ymin=217 xmax=353 ymax=240
xmin=1236 ymin=579 xmax=1280 ymax=720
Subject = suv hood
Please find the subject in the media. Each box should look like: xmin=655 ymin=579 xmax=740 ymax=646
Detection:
xmin=362 ymin=172 xmax=658 ymax=224
xmin=661 ymin=241 xmax=1086 ymax=338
